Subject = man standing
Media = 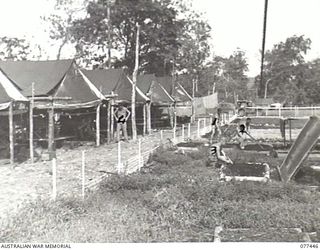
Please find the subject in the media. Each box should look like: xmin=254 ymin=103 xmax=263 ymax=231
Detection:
xmin=114 ymin=104 xmax=131 ymax=142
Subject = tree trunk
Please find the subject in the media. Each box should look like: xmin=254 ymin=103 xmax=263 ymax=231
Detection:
xmin=131 ymin=23 xmax=140 ymax=141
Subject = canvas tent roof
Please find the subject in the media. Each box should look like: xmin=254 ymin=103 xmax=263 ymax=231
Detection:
xmin=0 ymin=59 xmax=74 ymax=96
xmin=0 ymin=60 xmax=104 ymax=109
xmin=81 ymin=69 xmax=149 ymax=103
xmin=0 ymin=68 xmax=28 ymax=110
xmin=137 ymin=74 xmax=174 ymax=105
xmin=156 ymin=76 xmax=192 ymax=102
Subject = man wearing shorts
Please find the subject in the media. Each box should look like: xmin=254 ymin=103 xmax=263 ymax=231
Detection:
xmin=114 ymin=104 xmax=131 ymax=142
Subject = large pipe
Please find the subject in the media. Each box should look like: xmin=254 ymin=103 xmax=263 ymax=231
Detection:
xmin=279 ymin=116 xmax=320 ymax=182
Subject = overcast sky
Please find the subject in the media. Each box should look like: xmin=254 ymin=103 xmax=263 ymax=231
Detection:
xmin=0 ymin=0 xmax=319 ymax=76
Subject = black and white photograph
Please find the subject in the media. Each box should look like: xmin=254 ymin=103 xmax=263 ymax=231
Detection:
xmin=0 ymin=0 xmax=320 ymax=247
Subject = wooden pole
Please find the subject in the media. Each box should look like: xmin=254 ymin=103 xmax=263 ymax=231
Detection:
xmin=197 ymin=119 xmax=200 ymax=138
xmin=111 ymin=92 xmax=115 ymax=140
xmin=278 ymin=107 xmax=281 ymax=117
xmin=160 ymin=130 xmax=163 ymax=142
xmin=29 ymin=82 xmax=34 ymax=163
xmin=143 ymin=103 xmax=147 ymax=136
xmin=117 ymin=141 xmax=122 ymax=174
xmin=312 ymin=105 xmax=314 ymax=116
xmin=107 ymin=3 xmax=111 ymax=69
xmin=48 ymin=99 xmax=54 ymax=160
xmin=9 ymin=101 xmax=14 ymax=164
xmin=131 ymin=23 xmax=140 ymax=141
xmin=96 ymin=104 xmax=101 ymax=146
xmin=147 ymin=102 xmax=152 ymax=134
xmin=289 ymin=119 xmax=292 ymax=143
xmin=52 ymin=158 xmax=57 ymax=201
xmin=107 ymin=100 xmax=111 ymax=144
xmin=138 ymin=138 xmax=142 ymax=171
xmin=259 ymin=0 xmax=269 ymax=96
xmin=182 ymin=124 xmax=185 ymax=141
xmin=173 ymin=107 xmax=177 ymax=131
xmin=82 ymin=150 xmax=85 ymax=200
xmin=173 ymin=126 xmax=176 ymax=141
xmin=188 ymin=123 xmax=191 ymax=138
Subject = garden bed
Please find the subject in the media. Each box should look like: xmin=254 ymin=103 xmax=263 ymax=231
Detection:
xmin=2 ymin=147 xmax=320 ymax=242
xmin=220 ymin=163 xmax=270 ymax=182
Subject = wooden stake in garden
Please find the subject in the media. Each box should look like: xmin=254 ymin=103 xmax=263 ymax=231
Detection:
xmin=52 ymin=158 xmax=57 ymax=201
xmin=82 ymin=150 xmax=85 ymax=200
xmin=9 ymin=101 xmax=14 ymax=164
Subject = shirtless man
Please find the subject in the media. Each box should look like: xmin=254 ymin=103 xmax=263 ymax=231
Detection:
xmin=114 ymin=104 xmax=131 ymax=142
xmin=236 ymin=124 xmax=256 ymax=149
xmin=210 ymin=116 xmax=222 ymax=143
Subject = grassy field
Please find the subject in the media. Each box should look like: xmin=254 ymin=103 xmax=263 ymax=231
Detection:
xmin=1 ymin=147 xmax=320 ymax=242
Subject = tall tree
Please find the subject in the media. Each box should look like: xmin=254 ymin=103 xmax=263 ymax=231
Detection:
xmin=42 ymin=0 xmax=86 ymax=60
xmin=261 ymin=35 xmax=311 ymax=104
xmin=304 ymin=59 xmax=320 ymax=105
xmin=206 ymin=50 xmax=249 ymax=101
xmin=70 ymin=0 xmax=211 ymax=74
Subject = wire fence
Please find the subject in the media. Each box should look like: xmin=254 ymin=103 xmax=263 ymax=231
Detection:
xmin=49 ymin=117 xmax=224 ymax=201
xmin=245 ymin=106 xmax=320 ymax=118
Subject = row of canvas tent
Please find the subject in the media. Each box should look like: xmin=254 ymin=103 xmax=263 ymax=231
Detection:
xmin=0 ymin=59 xmax=193 ymax=164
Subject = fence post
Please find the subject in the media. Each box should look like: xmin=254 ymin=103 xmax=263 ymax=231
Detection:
xmin=312 ymin=105 xmax=314 ymax=116
xmin=160 ymin=130 xmax=163 ymax=143
xmin=138 ymin=138 xmax=142 ymax=171
xmin=188 ymin=123 xmax=191 ymax=138
xmin=182 ymin=124 xmax=185 ymax=141
xmin=278 ymin=107 xmax=281 ymax=117
xmin=117 ymin=141 xmax=123 ymax=174
xmin=173 ymin=126 xmax=176 ymax=141
xmin=197 ymin=119 xmax=200 ymax=138
xmin=82 ymin=151 xmax=85 ymax=200
xmin=52 ymin=158 xmax=57 ymax=201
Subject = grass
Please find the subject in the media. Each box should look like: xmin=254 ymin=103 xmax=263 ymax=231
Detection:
xmin=1 ymin=147 xmax=320 ymax=242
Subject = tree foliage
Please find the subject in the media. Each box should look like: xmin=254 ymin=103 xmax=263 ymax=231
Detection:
xmin=0 ymin=37 xmax=31 ymax=60
xmin=261 ymin=35 xmax=312 ymax=104
xmin=70 ymin=0 xmax=211 ymax=75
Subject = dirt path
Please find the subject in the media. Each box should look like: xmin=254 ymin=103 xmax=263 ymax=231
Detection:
xmin=0 ymin=123 xmax=205 ymax=220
